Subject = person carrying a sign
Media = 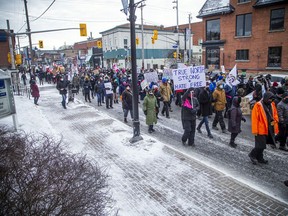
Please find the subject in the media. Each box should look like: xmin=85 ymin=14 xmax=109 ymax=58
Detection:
xmin=181 ymin=88 xmax=200 ymax=146
xmin=212 ymin=81 xmax=227 ymax=133
xmin=160 ymin=78 xmax=173 ymax=119
xmin=104 ymin=76 xmax=113 ymax=109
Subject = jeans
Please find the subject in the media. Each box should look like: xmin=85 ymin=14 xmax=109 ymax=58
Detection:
xmin=212 ymin=110 xmax=226 ymax=130
xmin=61 ymin=94 xmax=67 ymax=108
xmin=96 ymin=93 xmax=102 ymax=104
xmin=124 ymin=109 xmax=133 ymax=119
xmin=197 ymin=116 xmax=211 ymax=135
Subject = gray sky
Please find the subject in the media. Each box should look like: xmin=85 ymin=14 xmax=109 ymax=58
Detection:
xmin=0 ymin=0 xmax=206 ymax=50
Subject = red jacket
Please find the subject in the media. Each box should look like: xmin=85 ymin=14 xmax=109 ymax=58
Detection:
xmin=31 ymin=84 xmax=40 ymax=98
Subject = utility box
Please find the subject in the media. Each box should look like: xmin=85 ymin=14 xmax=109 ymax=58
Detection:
xmin=0 ymin=69 xmax=16 ymax=119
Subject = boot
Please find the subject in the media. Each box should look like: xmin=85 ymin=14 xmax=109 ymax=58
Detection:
xmin=124 ymin=117 xmax=128 ymax=123
xmin=148 ymin=125 xmax=153 ymax=133
xmin=229 ymin=141 xmax=237 ymax=148
xmin=196 ymin=126 xmax=202 ymax=133
xmin=151 ymin=125 xmax=155 ymax=132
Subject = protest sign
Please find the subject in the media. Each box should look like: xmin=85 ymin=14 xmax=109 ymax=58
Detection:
xmin=162 ymin=69 xmax=173 ymax=79
xmin=172 ymin=65 xmax=206 ymax=90
xmin=144 ymin=71 xmax=158 ymax=83
xmin=140 ymin=79 xmax=148 ymax=90
xmin=104 ymin=82 xmax=113 ymax=94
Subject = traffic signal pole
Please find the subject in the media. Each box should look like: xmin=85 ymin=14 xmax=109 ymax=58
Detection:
xmin=128 ymin=0 xmax=144 ymax=143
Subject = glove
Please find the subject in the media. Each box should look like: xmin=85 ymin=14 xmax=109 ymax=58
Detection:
xmin=190 ymin=109 xmax=197 ymax=115
xmin=144 ymin=110 xmax=147 ymax=115
xmin=242 ymin=118 xmax=246 ymax=123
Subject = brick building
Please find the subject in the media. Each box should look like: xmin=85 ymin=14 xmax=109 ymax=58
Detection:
xmin=0 ymin=29 xmax=15 ymax=69
xmin=197 ymin=0 xmax=288 ymax=74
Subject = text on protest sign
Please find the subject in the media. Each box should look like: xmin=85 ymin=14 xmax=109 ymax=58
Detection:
xmin=162 ymin=69 xmax=173 ymax=79
xmin=144 ymin=71 xmax=158 ymax=83
xmin=172 ymin=65 xmax=206 ymax=90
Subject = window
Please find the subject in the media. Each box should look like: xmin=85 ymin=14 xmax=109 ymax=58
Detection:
xmin=206 ymin=19 xmax=220 ymax=41
xmin=238 ymin=0 xmax=250 ymax=3
xmin=236 ymin=14 xmax=252 ymax=36
xmin=268 ymin=47 xmax=282 ymax=67
xmin=270 ymin=8 xmax=285 ymax=30
xmin=124 ymin=39 xmax=128 ymax=49
xmin=206 ymin=47 xmax=220 ymax=69
xmin=236 ymin=50 xmax=249 ymax=60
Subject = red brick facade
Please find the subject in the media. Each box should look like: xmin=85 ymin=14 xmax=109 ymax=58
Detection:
xmin=201 ymin=1 xmax=288 ymax=74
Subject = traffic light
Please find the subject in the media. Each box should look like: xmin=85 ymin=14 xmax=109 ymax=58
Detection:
xmin=15 ymin=54 xmax=22 ymax=65
xmin=39 ymin=40 xmax=43 ymax=48
xmin=96 ymin=40 xmax=102 ymax=48
xmin=79 ymin=23 xmax=87 ymax=36
xmin=7 ymin=52 xmax=11 ymax=63
xmin=151 ymin=37 xmax=155 ymax=44
xmin=178 ymin=53 xmax=182 ymax=59
xmin=153 ymin=30 xmax=158 ymax=40
xmin=173 ymin=52 xmax=177 ymax=59
xmin=136 ymin=37 xmax=139 ymax=45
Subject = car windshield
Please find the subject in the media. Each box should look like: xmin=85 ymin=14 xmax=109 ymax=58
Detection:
xmin=271 ymin=76 xmax=284 ymax=82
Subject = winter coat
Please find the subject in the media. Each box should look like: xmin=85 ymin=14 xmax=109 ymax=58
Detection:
xmin=72 ymin=76 xmax=80 ymax=86
xmin=212 ymin=87 xmax=227 ymax=111
xmin=181 ymin=89 xmax=200 ymax=121
xmin=83 ymin=80 xmax=92 ymax=94
xmin=228 ymin=97 xmax=243 ymax=134
xmin=198 ymin=88 xmax=213 ymax=117
xmin=95 ymin=82 xmax=105 ymax=94
xmin=159 ymin=83 xmax=172 ymax=102
xmin=30 ymin=83 xmax=40 ymax=98
xmin=122 ymin=89 xmax=133 ymax=110
xmin=277 ymin=100 xmax=288 ymax=124
xmin=56 ymin=80 xmax=68 ymax=95
xmin=143 ymin=94 xmax=158 ymax=125
xmin=252 ymin=92 xmax=279 ymax=136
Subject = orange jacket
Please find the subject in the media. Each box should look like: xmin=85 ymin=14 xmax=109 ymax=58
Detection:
xmin=251 ymin=101 xmax=279 ymax=135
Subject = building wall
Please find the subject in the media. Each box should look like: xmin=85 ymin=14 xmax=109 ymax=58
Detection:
xmin=202 ymin=1 xmax=288 ymax=73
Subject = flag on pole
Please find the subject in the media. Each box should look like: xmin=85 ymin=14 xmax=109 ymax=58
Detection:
xmin=226 ymin=64 xmax=240 ymax=86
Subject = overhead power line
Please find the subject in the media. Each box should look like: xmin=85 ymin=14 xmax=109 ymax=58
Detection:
xmin=30 ymin=0 xmax=56 ymax=22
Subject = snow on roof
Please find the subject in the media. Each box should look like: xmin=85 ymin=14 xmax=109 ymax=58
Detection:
xmin=197 ymin=0 xmax=234 ymax=18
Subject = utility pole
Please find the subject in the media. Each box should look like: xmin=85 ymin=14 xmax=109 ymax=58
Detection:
xmin=188 ymin=13 xmax=192 ymax=65
xmin=7 ymin=20 xmax=16 ymax=70
xmin=24 ymin=0 xmax=33 ymax=66
xmin=173 ymin=0 xmax=179 ymax=64
xmin=128 ymin=0 xmax=143 ymax=143
xmin=138 ymin=2 xmax=146 ymax=70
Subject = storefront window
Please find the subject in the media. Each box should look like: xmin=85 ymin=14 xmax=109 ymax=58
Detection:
xmin=206 ymin=47 xmax=220 ymax=69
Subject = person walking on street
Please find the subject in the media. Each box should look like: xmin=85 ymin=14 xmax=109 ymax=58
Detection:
xmin=143 ymin=89 xmax=158 ymax=133
xmin=181 ymin=88 xmax=200 ymax=146
xmin=248 ymin=91 xmax=279 ymax=164
xmin=227 ymin=96 xmax=246 ymax=148
xmin=104 ymin=76 xmax=113 ymax=109
xmin=197 ymin=85 xmax=213 ymax=138
xmin=160 ymin=78 xmax=173 ymax=119
xmin=83 ymin=77 xmax=92 ymax=103
xmin=56 ymin=76 xmax=68 ymax=109
xmin=95 ymin=79 xmax=104 ymax=106
xmin=276 ymin=92 xmax=288 ymax=151
xmin=122 ymin=85 xmax=133 ymax=123
xmin=30 ymin=80 xmax=40 ymax=105
xmin=212 ymin=81 xmax=227 ymax=133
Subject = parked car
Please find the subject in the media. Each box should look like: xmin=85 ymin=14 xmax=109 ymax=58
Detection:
xmin=253 ymin=74 xmax=287 ymax=87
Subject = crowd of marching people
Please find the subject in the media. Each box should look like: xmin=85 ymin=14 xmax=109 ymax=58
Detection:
xmin=19 ymin=64 xmax=288 ymax=186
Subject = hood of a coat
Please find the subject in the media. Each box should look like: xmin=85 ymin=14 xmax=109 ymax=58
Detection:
xmin=263 ymin=91 xmax=275 ymax=104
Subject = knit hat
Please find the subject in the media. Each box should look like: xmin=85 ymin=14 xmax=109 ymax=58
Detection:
xmin=272 ymin=82 xmax=278 ymax=87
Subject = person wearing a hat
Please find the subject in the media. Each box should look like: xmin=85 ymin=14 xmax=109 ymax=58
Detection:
xmin=159 ymin=77 xmax=173 ymax=119
xmin=249 ymin=91 xmax=279 ymax=164
xmin=143 ymin=89 xmax=158 ymax=133
xmin=270 ymin=82 xmax=279 ymax=95
xmin=276 ymin=92 xmax=288 ymax=151
xmin=212 ymin=81 xmax=227 ymax=133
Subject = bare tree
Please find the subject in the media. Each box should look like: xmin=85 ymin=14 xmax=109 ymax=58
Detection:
xmin=0 ymin=126 xmax=115 ymax=216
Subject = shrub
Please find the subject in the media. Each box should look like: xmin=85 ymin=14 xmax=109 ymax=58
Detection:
xmin=0 ymin=126 xmax=113 ymax=215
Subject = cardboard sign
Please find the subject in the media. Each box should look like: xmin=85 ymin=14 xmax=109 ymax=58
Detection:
xmin=241 ymin=97 xmax=251 ymax=115
xmin=172 ymin=65 xmax=206 ymax=90
xmin=144 ymin=71 xmax=158 ymax=83
xmin=104 ymin=82 xmax=113 ymax=94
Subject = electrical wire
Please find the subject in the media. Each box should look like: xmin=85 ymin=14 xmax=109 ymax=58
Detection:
xmin=30 ymin=0 xmax=56 ymax=22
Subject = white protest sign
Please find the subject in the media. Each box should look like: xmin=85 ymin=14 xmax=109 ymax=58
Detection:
xmin=162 ymin=69 xmax=173 ymax=79
xmin=172 ymin=65 xmax=206 ymax=90
xmin=144 ymin=71 xmax=158 ymax=83
xmin=104 ymin=82 xmax=113 ymax=94
xmin=140 ymin=79 xmax=148 ymax=90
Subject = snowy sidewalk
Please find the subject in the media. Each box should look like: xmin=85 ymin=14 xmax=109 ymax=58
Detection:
xmin=2 ymin=85 xmax=288 ymax=216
